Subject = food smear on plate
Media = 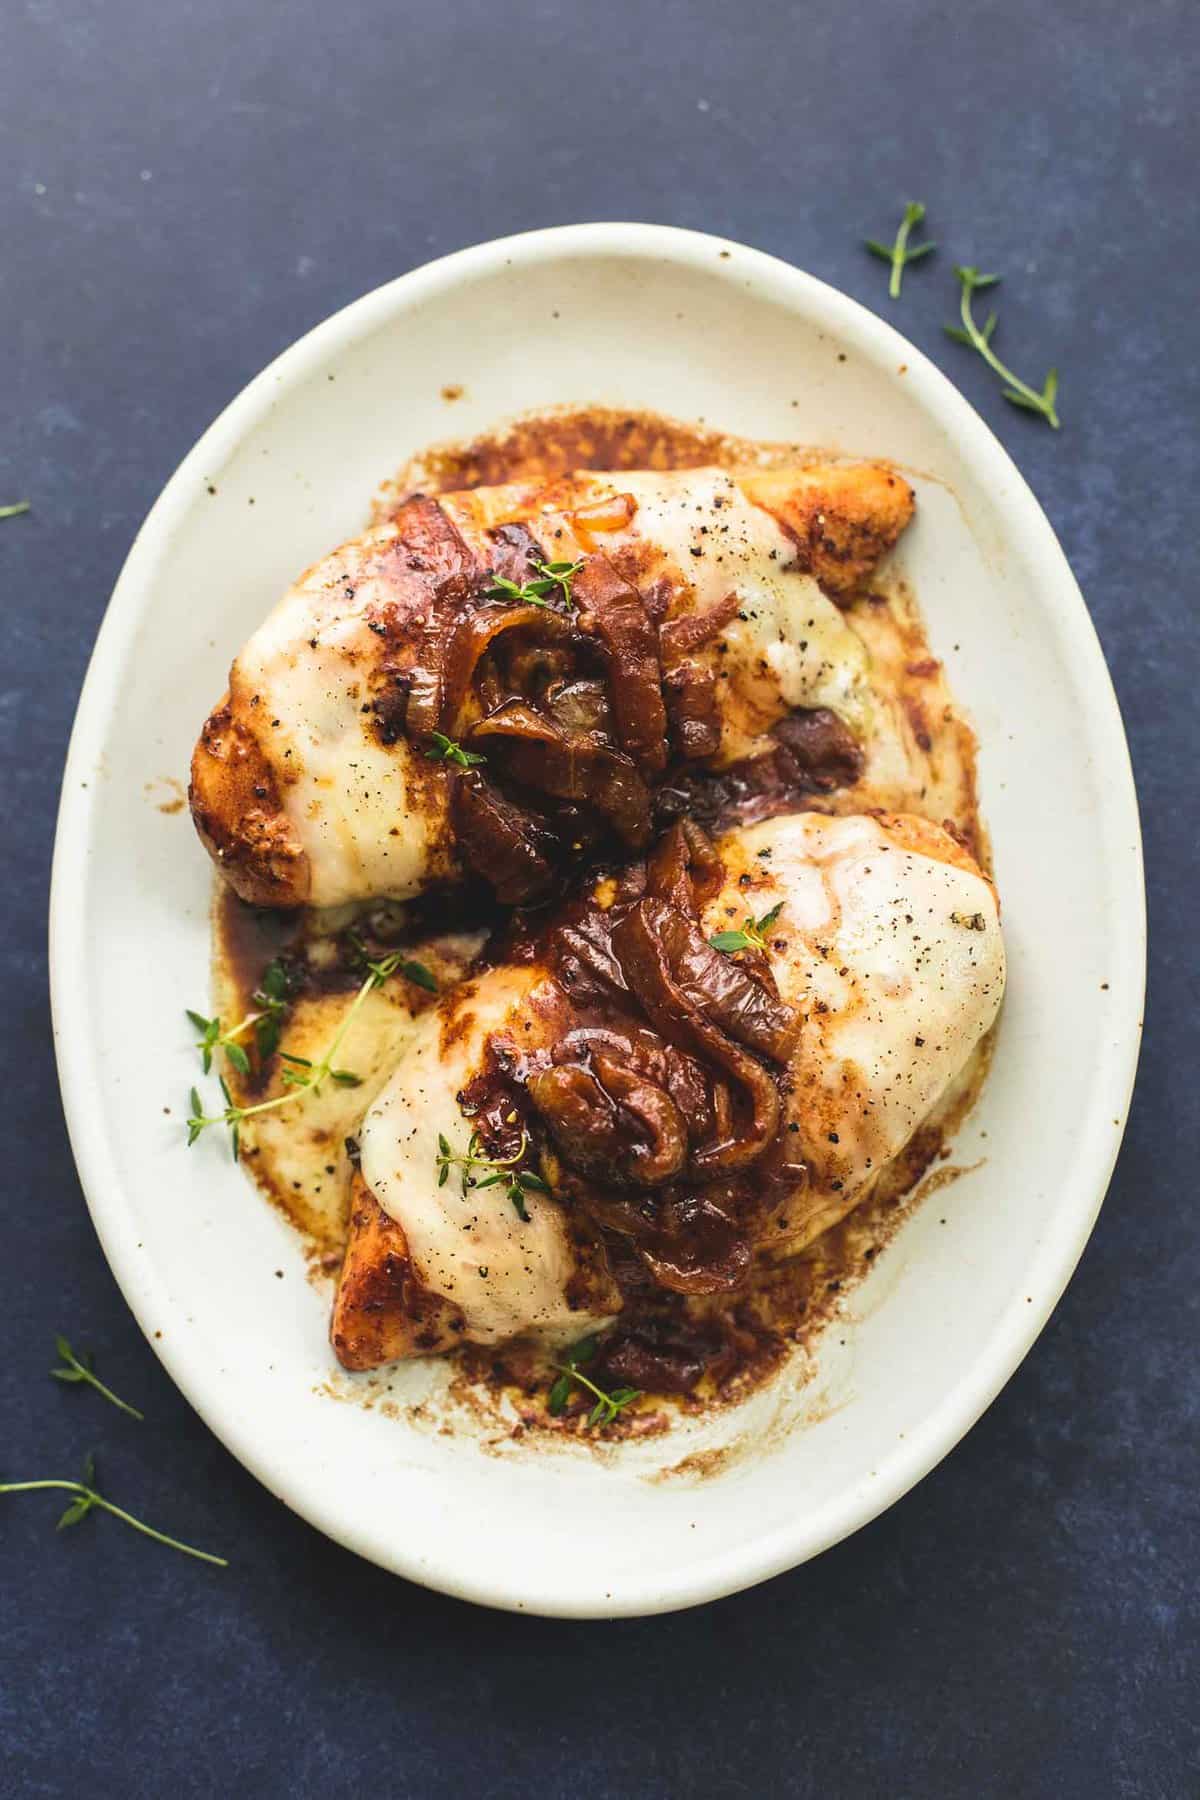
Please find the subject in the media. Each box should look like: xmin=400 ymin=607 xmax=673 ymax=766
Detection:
xmin=191 ymin=407 xmax=1005 ymax=1436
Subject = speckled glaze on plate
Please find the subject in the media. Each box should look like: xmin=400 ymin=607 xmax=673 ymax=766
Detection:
xmin=49 ymin=224 xmax=1144 ymax=1617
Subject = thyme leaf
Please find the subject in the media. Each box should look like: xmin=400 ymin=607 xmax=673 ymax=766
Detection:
xmin=482 ymin=558 xmax=584 ymax=610
xmin=710 ymin=900 xmax=785 ymax=956
xmin=186 ymin=949 xmax=429 ymax=1159
xmin=187 ymin=959 xmax=290 ymax=1078
xmin=1 ymin=1453 xmax=227 ymax=1566
xmin=435 ymin=1126 xmax=544 ymax=1220
xmin=425 ymin=731 xmax=486 ymax=769
xmin=865 ymin=201 xmax=937 ymax=299
xmin=944 ymin=266 xmax=1060 ymax=429
xmin=547 ymin=1335 xmax=641 ymax=1429
xmin=51 ymin=1335 xmax=144 ymax=1421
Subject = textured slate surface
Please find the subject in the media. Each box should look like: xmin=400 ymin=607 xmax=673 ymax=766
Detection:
xmin=2 ymin=1 xmax=1196 ymax=1793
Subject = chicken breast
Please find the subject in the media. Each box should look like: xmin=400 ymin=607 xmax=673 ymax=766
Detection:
xmin=191 ymin=463 xmax=913 ymax=909
xmin=332 ymin=811 xmax=1004 ymax=1369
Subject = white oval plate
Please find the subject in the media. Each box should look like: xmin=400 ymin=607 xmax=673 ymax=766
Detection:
xmin=50 ymin=225 xmax=1144 ymax=1617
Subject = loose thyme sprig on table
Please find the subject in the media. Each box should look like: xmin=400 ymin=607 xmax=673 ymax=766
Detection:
xmin=0 ymin=500 xmax=31 ymax=520
xmin=0 ymin=1452 xmax=227 ymax=1567
xmin=435 ymin=1127 xmax=549 ymax=1222
xmin=944 ymin=265 xmax=1060 ymax=429
xmin=187 ymin=949 xmax=437 ymax=1159
xmin=865 ymin=201 xmax=937 ymax=299
xmin=547 ymin=1335 xmax=642 ymax=1429
xmin=51 ymin=1335 xmax=144 ymax=1421
xmin=709 ymin=901 xmax=784 ymax=956
xmin=482 ymin=558 xmax=583 ymax=609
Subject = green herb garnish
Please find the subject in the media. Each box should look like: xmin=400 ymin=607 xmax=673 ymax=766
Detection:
xmin=187 ymin=949 xmax=430 ymax=1159
xmin=394 ymin=957 xmax=438 ymax=992
xmin=51 ymin=1335 xmax=144 ymax=1421
xmin=0 ymin=500 xmax=31 ymax=521
xmin=425 ymin=731 xmax=486 ymax=769
xmin=944 ymin=265 xmax=1060 ymax=429
xmin=547 ymin=1335 xmax=641 ymax=1429
xmin=0 ymin=1452 xmax=227 ymax=1566
xmin=435 ymin=1126 xmax=548 ymax=1222
xmin=187 ymin=958 xmax=289 ymax=1074
xmin=709 ymin=900 xmax=785 ymax=956
xmin=482 ymin=559 xmax=584 ymax=610
xmin=346 ymin=931 xmax=438 ymax=994
xmin=865 ymin=202 xmax=936 ymax=299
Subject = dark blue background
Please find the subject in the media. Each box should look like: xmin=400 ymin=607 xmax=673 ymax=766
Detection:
xmin=3 ymin=1 xmax=1196 ymax=1793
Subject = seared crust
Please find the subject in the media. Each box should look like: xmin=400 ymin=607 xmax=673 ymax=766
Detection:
xmin=738 ymin=464 xmax=915 ymax=601
xmin=873 ymin=810 xmax=992 ymax=888
xmin=331 ymin=1173 xmax=467 ymax=1370
xmin=189 ymin=697 xmax=310 ymax=907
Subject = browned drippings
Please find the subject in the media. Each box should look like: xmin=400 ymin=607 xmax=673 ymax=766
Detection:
xmin=371 ymin=407 xmax=826 ymax=517
xmin=210 ymin=405 xmax=989 ymax=1439
xmin=145 ymin=776 xmax=188 ymax=814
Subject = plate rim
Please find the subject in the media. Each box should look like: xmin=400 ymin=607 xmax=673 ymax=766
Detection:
xmin=48 ymin=221 xmax=1146 ymax=1616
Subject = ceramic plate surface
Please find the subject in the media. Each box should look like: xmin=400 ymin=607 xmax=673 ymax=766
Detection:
xmin=50 ymin=224 xmax=1144 ymax=1616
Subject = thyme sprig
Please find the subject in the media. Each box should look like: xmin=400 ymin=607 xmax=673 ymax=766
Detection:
xmin=187 ymin=949 xmax=435 ymax=1159
xmin=482 ymin=558 xmax=584 ymax=610
xmin=51 ymin=1335 xmax=144 ymax=1421
xmin=944 ymin=266 xmax=1060 ymax=429
xmin=0 ymin=1452 xmax=227 ymax=1566
xmin=0 ymin=500 xmax=31 ymax=520
xmin=344 ymin=932 xmax=438 ymax=995
xmin=865 ymin=201 xmax=936 ymax=299
xmin=547 ymin=1335 xmax=641 ymax=1429
xmin=709 ymin=901 xmax=784 ymax=956
xmin=186 ymin=958 xmax=289 ymax=1075
xmin=435 ymin=1126 xmax=549 ymax=1222
xmin=425 ymin=730 xmax=486 ymax=769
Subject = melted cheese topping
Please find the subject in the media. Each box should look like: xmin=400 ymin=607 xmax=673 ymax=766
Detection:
xmin=232 ymin=530 xmax=459 ymax=907
xmin=589 ymin=470 xmax=871 ymax=759
xmin=710 ymin=814 xmax=1005 ymax=1250
xmin=358 ymin=812 xmax=1004 ymax=1345
xmin=358 ymin=968 xmax=601 ymax=1344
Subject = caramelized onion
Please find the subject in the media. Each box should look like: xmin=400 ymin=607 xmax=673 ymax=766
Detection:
xmin=655 ymin=592 xmax=740 ymax=764
xmin=545 ymin=677 xmax=613 ymax=739
xmin=591 ymin=1053 xmax=688 ymax=1186
xmin=662 ymin=658 xmax=722 ymax=761
xmin=611 ymin=898 xmax=786 ymax=1172
xmin=658 ymin=591 xmax=739 ymax=662
xmin=644 ymin=819 xmax=725 ymax=914
xmin=439 ymin=605 xmax=573 ymax=738
xmin=591 ymin=1326 xmax=713 ymax=1395
xmin=654 ymin=706 xmax=865 ymax=835
xmin=469 ymin=699 xmax=652 ymax=847
xmin=573 ymin=554 xmax=668 ymax=776
xmin=771 ymin=707 xmax=865 ymax=792
xmin=638 ymin=1195 xmax=751 ymax=1295
xmin=526 ymin=1062 xmax=621 ymax=1177
xmin=615 ymin=897 xmax=797 ymax=1065
xmin=379 ymin=496 xmax=481 ymax=737
xmin=527 ymin=1055 xmax=688 ymax=1189
xmin=452 ymin=773 xmax=556 ymax=904
xmin=551 ymin=907 xmax=631 ymax=1000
